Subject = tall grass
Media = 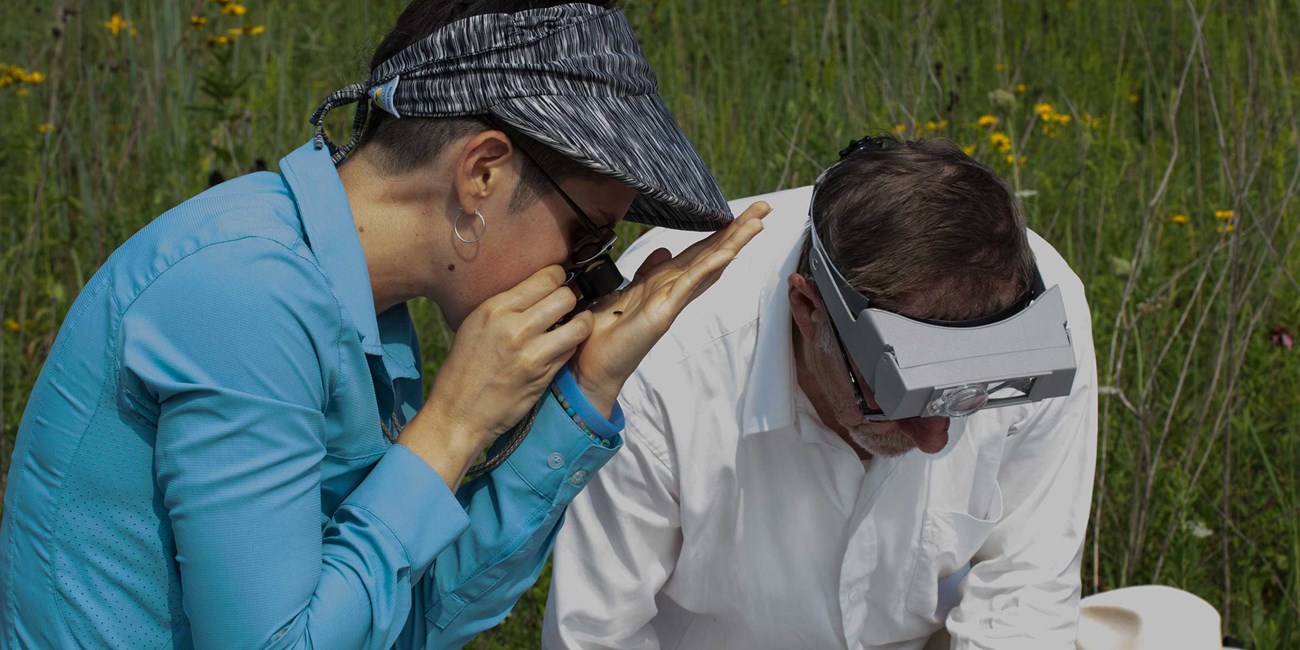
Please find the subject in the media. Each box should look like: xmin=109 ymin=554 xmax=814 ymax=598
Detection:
xmin=2 ymin=1 xmax=1297 ymax=646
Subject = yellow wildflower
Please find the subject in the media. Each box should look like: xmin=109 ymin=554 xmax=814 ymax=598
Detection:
xmin=1004 ymin=154 xmax=1027 ymax=167
xmin=1214 ymin=209 xmax=1234 ymax=220
xmin=1084 ymin=112 xmax=1103 ymax=128
xmin=1014 ymin=83 xmax=1027 ymax=93
xmin=1053 ymin=113 xmax=1072 ymax=124
xmin=1170 ymin=214 xmax=1189 ymax=224
xmin=1041 ymin=123 xmax=1060 ymax=138
xmin=923 ymin=119 xmax=947 ymax=132
xmin=1033 ymin=103 xmax=1054 ymax=119
xmin=989 ymin=131 xmax=1012 ymax=153
xmin=5 ymin=319 xmax=21 ymax=332
xmin=227 ymin=28 xmax=244 ymax=38
xmin=208 ymin=35 xmax=232 ymax=46
xmin=221 ymin=3 xmax=248 ymax=16
xmin=1216 ymin=224 xmax=1236 ymax=233
xmin=962 ymin=144 xmax=977 ymax=157
xmin=16 ymin=87 xmax=28 ymax=97
xmin=244 ymin=25 xmax=266 ymax=35
xmin=994 ymin=63 xmax=1006 ymax=71
xmin=977 ymin=114 xmax=999 ymax=128
xmin=190 ymin=15 xmax=209 ymax=29
xmin=105 ymin=13 xmax=128 ymax=36
xmin=893 ymin=123 xmax=906 ymax=136
xmin=1127 ymin=93 xmax=1140 ymax=104
xmin=24 ymin=71 xmax=44 ymax=84
xmin=37 ymin=122 xmax=56 ymax=134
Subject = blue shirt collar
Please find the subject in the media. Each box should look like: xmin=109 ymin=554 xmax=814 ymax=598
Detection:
xmin=279 ymin=141 xmax=420 ymax=380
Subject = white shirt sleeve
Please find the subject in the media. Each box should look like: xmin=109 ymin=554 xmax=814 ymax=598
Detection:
xmin=946 ymin=294 xmax=1099 ymax=649
xmin=543 ymin=376 xmax=682 ymax=650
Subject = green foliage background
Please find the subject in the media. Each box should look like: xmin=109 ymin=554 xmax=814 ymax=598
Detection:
xmin=2 ymin=0 xmax=1298 ymax=646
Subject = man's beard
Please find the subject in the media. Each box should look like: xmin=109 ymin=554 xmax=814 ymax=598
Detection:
xmin=845 ymin=423 xmax=916 ymax=457
xmin=816 ymin=323 xmax=917 ymax=458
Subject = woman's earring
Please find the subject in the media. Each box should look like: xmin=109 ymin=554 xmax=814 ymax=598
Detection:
xmin=454 ymin=209 xmax=487 ymax=244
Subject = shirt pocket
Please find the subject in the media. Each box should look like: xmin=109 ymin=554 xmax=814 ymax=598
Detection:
xmin=905 ymin=480 xmax=1004 ymax=622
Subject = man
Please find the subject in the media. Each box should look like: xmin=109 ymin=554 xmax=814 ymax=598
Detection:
xmin=0 ymin=2 xmax=768 ymax=648
xmin=544 ymin=136 xmax=1098 ymax=649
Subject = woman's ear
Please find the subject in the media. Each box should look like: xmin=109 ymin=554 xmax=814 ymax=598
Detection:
xmin=451 ymin=128 xmax=516 ymax=213
xmin=788 ymin=272 xmax=823 ymax=344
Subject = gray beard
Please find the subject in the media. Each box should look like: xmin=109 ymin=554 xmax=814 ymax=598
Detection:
xmin=846 ymin=425 xmax=915 ymax=457
xmin=816 ymin=323 xmax=917 ymax=458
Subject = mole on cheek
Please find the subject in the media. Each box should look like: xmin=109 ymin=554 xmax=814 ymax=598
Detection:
xmin=448 ymin=264 xmax=456 ymax=271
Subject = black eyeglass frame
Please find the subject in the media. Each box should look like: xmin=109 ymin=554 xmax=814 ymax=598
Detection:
xmin=820 ymin=297 xmax=891 ymax=422
xmin=484 ymin=117 xmax=626 ymax=320
xmin=483 ymin=117 xmax=618 ymax=272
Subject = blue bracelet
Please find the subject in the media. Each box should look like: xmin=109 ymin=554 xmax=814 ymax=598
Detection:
xmin=549 ymin=383 xmax=613 ymax=448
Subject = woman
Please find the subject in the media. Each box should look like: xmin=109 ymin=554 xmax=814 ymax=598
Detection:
xmin=0 ymin=2 xmax=767 ymax=647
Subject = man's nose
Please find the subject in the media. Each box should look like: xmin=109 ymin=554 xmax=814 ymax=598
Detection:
xmin=901 ymin=416 xmax=950 ymax=454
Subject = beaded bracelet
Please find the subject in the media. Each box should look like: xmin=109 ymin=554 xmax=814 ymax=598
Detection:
xmin=548 ymin=383 xmax=613 ymax=448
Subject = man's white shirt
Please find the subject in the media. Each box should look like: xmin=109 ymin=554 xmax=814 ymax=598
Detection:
xmin=544 ymin=186 xmax=1098 ymax=649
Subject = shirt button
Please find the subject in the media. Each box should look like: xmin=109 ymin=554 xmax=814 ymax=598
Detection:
xmin=849 ymin=590 xmax=859 ymax=601
xmin=571 ymin=470 xmax=589 ymax=486
xmin=547 ymin=452 xmax=565 ymax=469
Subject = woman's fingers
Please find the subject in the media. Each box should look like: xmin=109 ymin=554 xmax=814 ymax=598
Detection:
xmin=494 ymin=265 xmax=568 ymax=313
xmin=666 ymin=248 xmax=739 ymax=308
xmin=669 ymin=201 xmax=769 ymax=271
xmin=540 ymin=310 xmax=593 ymax=364
xmin=523 ymin=283 xmax=580 ymax=331
xmin=664 ymin=210 xmax=765 ymax=304
xmin=633 ymin=247 xmax=673 ymax=282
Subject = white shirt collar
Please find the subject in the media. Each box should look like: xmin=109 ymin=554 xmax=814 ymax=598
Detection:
xmin=739 ymin=224 xmax=807 ymax=438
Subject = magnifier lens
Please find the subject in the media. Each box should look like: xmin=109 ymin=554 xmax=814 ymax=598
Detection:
xmin=934 ymin=385 xmax=990 ymax=417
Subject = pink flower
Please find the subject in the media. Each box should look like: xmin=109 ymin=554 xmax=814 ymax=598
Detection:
xmin=1271 ymin=325 xmax=1294 ymax=351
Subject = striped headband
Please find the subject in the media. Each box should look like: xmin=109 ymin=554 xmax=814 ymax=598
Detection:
xmin=309 ymin=3 xmax=731 ymax=231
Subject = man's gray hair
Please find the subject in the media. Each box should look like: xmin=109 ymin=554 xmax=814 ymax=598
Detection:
xmin=798 ymin=136 xmax=1034 ymax=322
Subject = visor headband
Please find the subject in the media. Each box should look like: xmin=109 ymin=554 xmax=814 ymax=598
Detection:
xmin=309 ymin=4 xmax=650 ymax=164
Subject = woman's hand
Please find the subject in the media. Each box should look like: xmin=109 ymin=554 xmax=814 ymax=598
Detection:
xmin=571 ymin=202 xmax=770 ymax=416
xmin=400 ymin=265 xmax=593 ymax=486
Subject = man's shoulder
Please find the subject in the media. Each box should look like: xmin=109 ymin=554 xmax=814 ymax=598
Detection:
xmin=615 ymin=188 xmax=813 ymax=463
xmin=617 ymin=186 xmax=811 ymax=362
xmin=1025 ymin=228 xmax=1093 ymax=339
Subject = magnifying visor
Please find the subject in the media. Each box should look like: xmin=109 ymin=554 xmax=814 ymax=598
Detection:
xmin=805 ymin=212 xmax=1077 ymax=422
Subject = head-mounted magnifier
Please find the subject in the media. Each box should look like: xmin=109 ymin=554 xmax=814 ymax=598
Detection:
xmin=805 ymin=138 xmax=1078 ymax=421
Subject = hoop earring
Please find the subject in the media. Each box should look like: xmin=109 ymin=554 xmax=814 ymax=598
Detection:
xmin=454 ymin=209 xmax=487 ymax=244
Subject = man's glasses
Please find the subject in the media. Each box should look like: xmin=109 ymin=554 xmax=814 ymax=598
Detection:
xmin=823 ymin=302 xmax=890 ymax=422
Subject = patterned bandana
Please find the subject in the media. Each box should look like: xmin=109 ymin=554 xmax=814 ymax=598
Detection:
xmin=310 ymin=3 xmax=731 ymax=231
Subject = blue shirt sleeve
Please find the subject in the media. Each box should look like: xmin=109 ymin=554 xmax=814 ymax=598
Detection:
xmin=123 ymin=239 xmax=471 ymax=649
xmin=396 ymin=375 xmax=624 ymax=648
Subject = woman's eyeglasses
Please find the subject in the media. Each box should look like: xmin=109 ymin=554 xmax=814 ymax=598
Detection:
xmin=497 ymin=121 xmax=625 ymax=320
